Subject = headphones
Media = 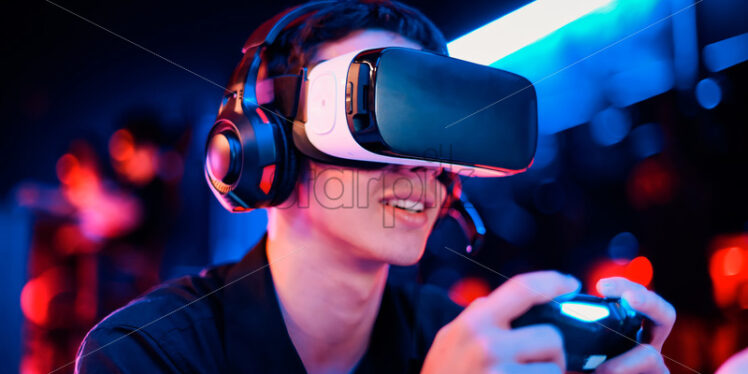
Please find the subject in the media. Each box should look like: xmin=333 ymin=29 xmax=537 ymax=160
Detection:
xmin=204 ymin=2 xmax=334 ymax=211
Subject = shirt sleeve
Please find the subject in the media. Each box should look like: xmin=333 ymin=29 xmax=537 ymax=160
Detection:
xmin=75 ymin=325 xmax=181 ymax=374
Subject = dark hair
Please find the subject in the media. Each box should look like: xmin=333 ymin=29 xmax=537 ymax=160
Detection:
xmin=262 ymin=0 xmax=448 ymax=78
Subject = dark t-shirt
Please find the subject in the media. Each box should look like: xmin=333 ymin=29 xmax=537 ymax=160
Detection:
xmin=75 ymin=236 xmax=464 ymax=373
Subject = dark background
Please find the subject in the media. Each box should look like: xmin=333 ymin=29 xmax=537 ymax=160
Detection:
xmin=1 ymin=1 xmax=747 ymax=373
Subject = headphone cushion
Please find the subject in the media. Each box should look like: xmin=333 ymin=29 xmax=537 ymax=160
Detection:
xmin=267 ymin=111 xmax=299 ymax=206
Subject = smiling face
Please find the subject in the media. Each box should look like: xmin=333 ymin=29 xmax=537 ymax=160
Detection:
xmin=274 ymin=29 xmax=448 ymax=266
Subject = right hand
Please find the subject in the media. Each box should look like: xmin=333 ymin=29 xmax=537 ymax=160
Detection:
xmin=717 ymin=347 xmax=748 ymax=374
xmin=421 ymin=271 xmax=581 ymax=374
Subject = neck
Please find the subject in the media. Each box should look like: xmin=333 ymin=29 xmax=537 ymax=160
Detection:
xmin=266 ymin=208 xmax=389 ymax=374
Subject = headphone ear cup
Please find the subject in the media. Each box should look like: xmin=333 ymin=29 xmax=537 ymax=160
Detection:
xmin=205 ymin=106 xmax=300 ymax=210
xmin=267 ymin=111 xmax=299 ymax=206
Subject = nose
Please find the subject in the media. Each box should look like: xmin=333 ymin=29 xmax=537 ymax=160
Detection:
xmin=386 ymin=165 xmax=444 ymax=183
xmin=410 ymin=165 xmax=444 ymax=176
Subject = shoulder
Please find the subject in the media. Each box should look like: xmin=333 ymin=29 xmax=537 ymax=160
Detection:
xmin=75 ymin=265 xmax=233 ymax=373
xmin=387 ymin=281 xmax=464 ymax=355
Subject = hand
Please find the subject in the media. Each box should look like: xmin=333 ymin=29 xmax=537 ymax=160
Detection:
xmin=594 ymin=277 xmax=676 ymax=374
xmin=422 ymin=271 xmax=581 ymax=374
xmin=716 ymin=347 xmax=748 ymax=374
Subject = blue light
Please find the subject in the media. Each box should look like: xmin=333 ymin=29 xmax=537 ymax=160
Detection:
xmin=703 ymin=32 xmax=748 ymax=72
xmin=486 ymin=200 xmax=536 ymax=247
xmin=531 ymin=134 xmax=559 ymax=169
xmin=210 ymin=207 xmax=268 ymax=264
xmin=671 ymin=0 xmax=698 ymax=89
xmin=589 ymin=107 xmax=631 ymax=146
xmin=605 ymin=59 xmax=674 ymax=108
xmin=629 ymin=123 xmax=664 ymax=159
xmin=561 ymin=302 xmax=611 ymax=322
xmin=447 ymin=0 xmax=686 ymax=134
xmin=447 ymin=0 xmax=613 ymax=65
xmin=695 ymin=78 xmax=722 ymax=110
xmin=608 ymin=232 xmax=639 ymax=260
xmin=460 ymin=195 xmax=486 ymax=235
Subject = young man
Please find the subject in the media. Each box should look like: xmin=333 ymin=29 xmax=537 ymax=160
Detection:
xmin=76 ymin=1 xmax=676 ymax=373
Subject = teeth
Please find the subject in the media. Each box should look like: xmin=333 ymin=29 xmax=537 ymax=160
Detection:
xmin=383 ymin=199 xmax=424 ymax=213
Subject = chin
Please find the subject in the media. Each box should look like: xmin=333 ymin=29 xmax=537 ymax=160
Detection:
xmin=374 ymin=231 xmax=429 ymax=266
xmin=332 ymin=225 xmax=430 ymax=266
xmin=387 ymin=250 xmax=426 ymax=266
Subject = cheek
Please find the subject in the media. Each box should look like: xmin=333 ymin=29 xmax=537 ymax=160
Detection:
xmin=435 ymin=181 xmax=448 ymax=208
xmin=309 ymin=167 xmax=379 ymax=217
xmin=310 ymin=167 xmax=354 ymax=209
xmin=319 ymin=176 xmax=346 ymax=203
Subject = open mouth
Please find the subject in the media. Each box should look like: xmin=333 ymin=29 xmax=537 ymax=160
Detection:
xmin=381 ymin=199 xmax=425 ymax=213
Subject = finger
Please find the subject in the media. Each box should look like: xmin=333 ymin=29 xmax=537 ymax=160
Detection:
xmin=621 ymin=289 xmax=676 ymax=349
xmin=716 ymin=347 xmax=748 ymax=374
xmin=500 ymin=324 xmax=565 ymax=370
xmin=597 ymin=277 xmax=676 ymax=349
xmin=492 ymin=362 xmax=563 ymax=374
xmin=595 ymin=344 xmax=669 ymax=374
xmin=596 ymin=277 xmax=647 ymax=298
xmin=482 ymin=271 xmax=581 ymax=327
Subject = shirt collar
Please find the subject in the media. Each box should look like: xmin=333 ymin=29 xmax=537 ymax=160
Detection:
xmin=222 ymin=235 xmax=416 ymax=373
xmin=223 ymin=235 xmax=306 ymax=373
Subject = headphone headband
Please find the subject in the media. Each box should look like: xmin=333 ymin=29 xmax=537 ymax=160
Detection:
xmin=242 ymin=1 xmax=335 ymax=106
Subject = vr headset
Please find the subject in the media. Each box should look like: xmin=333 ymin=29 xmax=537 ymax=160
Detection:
xmin=299 ymin=47 xmax=537 ymax=177
xmin=204 ymin=1 xmax=537 ymax=250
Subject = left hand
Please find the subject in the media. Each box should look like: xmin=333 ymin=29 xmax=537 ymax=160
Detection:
xmin=593 ymin=277 xmax=676 ymax=374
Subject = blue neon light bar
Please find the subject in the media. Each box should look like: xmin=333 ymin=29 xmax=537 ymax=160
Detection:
xmin=703 ymin=32 xmax=748 ymax=72
xmin=447 ymin=0 xmax=683 ymax=134
xmin=447 ymin=0 xmax=613 ymax=65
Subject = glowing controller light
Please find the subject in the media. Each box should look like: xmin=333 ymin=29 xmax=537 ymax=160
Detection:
xmin=447 ymin=0 xmax=613 ymax=65
xmin=560 ymin=301 xmax=611 ymax=322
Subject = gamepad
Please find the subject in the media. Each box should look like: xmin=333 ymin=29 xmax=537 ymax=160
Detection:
xmin=511 ymin=294 xmax=645 ymax=372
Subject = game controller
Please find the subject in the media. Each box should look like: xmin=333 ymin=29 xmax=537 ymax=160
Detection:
xmin=511 ymin=294 xmax=646 ymax=372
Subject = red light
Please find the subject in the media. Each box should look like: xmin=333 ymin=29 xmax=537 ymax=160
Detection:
xmin=53 ymin=225 xmax=82 ymax=254
xmin=113 ymin=144 xmax=158 ymax=185
xmin=255 ymin=107 xmax=270 ymax=124
xmin=627 ymin=158 xmax=675 ymax=209
xmin=109 ymin=129 xmax=135 ymax=162
xmin=587 ymin=256 xmax=655 ymax=296
xmin=109 ymin=129 xmax=159 ymax=185
xmin=624 ymin=256 xmax=654 ymax=287
xmin=587 ymin=260 xmax=628 ymax=296
xmin=20 ymin=268 xmax=66 ymax=326
xmin=723 ymin=247 xmax=744 ymax=276
xmin=740 ymin=285 xmax=748 ymax=310
xmin=259 ymin=164 xmax=276 ymax=194
xmin=20 ymin=277 xmax=51 ymax=326
xmin=709 ymin=241 xmax=748 ymax=308
xmin=448 ymin=277 xmax=491 ymax=307
xmin=55 ymin=153 xmax=79 ymax=185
